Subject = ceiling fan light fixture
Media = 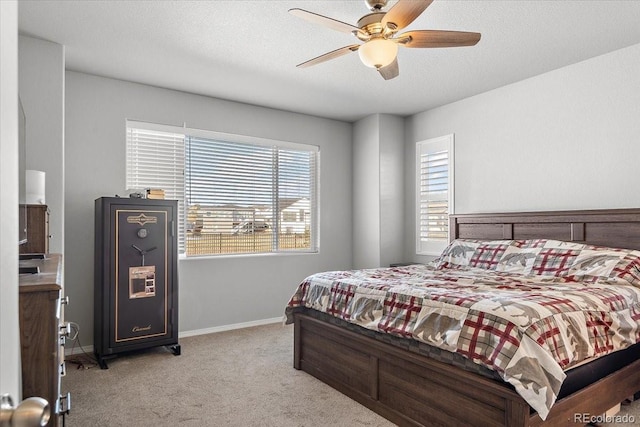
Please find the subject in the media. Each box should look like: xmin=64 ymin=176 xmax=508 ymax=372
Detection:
xmin=358 ymin=38 xmax=398 ymax=69
xmin=290 ymin=1 xmax=481 ymax=80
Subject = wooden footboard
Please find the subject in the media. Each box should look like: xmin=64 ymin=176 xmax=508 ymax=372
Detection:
xmin=294 ymin=312 xmax=529 ymax=426
xmin=294 ymin=312 xmax=640 ymax=427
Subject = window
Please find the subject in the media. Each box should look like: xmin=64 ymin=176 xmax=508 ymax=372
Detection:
xmin=416 ymin=134 xmax=454 ymax=256
xmin=126 ymin=121 xmax=319 ymax=256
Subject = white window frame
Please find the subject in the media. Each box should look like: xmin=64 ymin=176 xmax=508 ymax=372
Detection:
xmin=416 ymin=134 xmax=455 ymax=256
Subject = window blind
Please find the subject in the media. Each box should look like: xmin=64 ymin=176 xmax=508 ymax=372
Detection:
xmin=126 ymin=120 xmax=319 ymax=257
xmin=416 ymin=135 xmax=454 ymax=255
xmin=126 ymin=127 xmax=186 ymax=251
xmin=185 ymin=136 xmax=318 ymax=255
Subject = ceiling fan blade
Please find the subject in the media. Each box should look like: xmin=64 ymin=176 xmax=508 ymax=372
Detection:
xmin=296 ymin=45 xmax=360 ymax=68
xmin=377 ymin=58 xmax=399 ymax=80
xmin=382 ymin=0 xmax=434 ymax=31
xmin=289 ymin=8 xmax=360 ymax=34
xmin=398 ymin=30 xmax=481 ymax=48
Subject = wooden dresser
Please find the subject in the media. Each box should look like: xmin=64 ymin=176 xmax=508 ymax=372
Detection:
xmin=19 ymin=254 xmax=68 ymax=427
xmin=19 ymin=204 xmax=50 ymax=254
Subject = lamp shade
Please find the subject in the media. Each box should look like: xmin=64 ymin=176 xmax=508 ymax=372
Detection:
xmin=358 ymin=38 xmax=398 ymax=69
xmin=26 ymin=170 xmax=46 ymax=204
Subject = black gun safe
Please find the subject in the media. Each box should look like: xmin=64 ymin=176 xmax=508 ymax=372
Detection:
xmin=94 ymin=197 xmax=180 ymax=369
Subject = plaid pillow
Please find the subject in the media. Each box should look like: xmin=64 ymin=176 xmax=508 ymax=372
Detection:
xmin=495 ymin=245 xmax=541 ymax=275
xmin=434 ymin=239 xmax=483 ymax=269
xmin=531 ymin=247 xmax=581 ymax=277
xmin=514 ymin=239 xmax=585 ymax=251
xmin=435 ymin=239 xmax=512 ymax=270
xmin=436 ymin=239 xmax=640 ymax=287
xmin=520 ymin=240 xmax=640 ymax=286
xmin=468 ymin=242 xmax=511 ymax=270
xmin=562 ymin=245 xmax=640 ymax=286
xmin=525 ymin=239 xmax=584 ymax=277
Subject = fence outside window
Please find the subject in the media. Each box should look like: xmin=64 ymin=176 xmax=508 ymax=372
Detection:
xmin=185 ymin=230 xmax=311 ymax=256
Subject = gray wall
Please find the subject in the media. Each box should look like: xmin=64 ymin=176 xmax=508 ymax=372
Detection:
xmin=18 ymin=35 xmax=65 ymax=254
xmin=404 ymin=42 xmax=640 ymax=263
xmin=378 ymin=114 xmax=404 ymax=268
xmin=65 ymin=71 xmax=353 ymax=345
xmin=353 ymin=114 xmax=404 ymax=269
xmin=353 ymin=115 xmax=380 ymax=268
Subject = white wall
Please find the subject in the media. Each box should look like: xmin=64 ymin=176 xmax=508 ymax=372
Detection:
xmin=0 ymin=0 xmax=21 ymax=399
xmin=404 ymin=42 xmax=640 ymax=263
xmin=65 ymin=71 xmax=353 ymax=345
xmin=18 ymin=35 xmax=65 ymax=254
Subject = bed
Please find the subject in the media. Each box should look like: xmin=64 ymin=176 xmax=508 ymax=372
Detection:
xmin=285 ymin=209 xmax=640 ymax=426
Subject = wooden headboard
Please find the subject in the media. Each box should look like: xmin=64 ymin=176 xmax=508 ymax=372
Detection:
xmin=450 ymin=208 xmax=640 ymax=251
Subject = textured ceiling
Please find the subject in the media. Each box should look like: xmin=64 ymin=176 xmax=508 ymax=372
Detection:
xmin=18 ymin=0 xmax=640 ymax=122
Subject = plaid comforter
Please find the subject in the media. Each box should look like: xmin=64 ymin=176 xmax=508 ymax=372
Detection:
xmin=285 ymin=261 xmax=640 ymax=420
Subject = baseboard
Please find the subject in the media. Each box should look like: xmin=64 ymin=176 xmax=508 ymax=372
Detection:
xmin=178 ymin=316 xmax=284 ymax=338
xmin=65 ymin=344 xmax=94 ymax=356
xmin=64 ymin=316 xmax=285 ymax=356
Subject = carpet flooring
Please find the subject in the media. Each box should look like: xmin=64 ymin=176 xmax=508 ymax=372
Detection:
xmin=63 ymin=323 xmax=392 ymax=426
xmin=63 ymin=323 xmax=640 ymax=426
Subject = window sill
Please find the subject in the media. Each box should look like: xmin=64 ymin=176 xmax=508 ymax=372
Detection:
xmin=179 ymin=250 xmax=319 ymax=261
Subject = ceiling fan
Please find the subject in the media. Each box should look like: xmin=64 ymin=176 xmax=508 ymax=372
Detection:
xmin=289 ymin=0 xmax=481 ymax=80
